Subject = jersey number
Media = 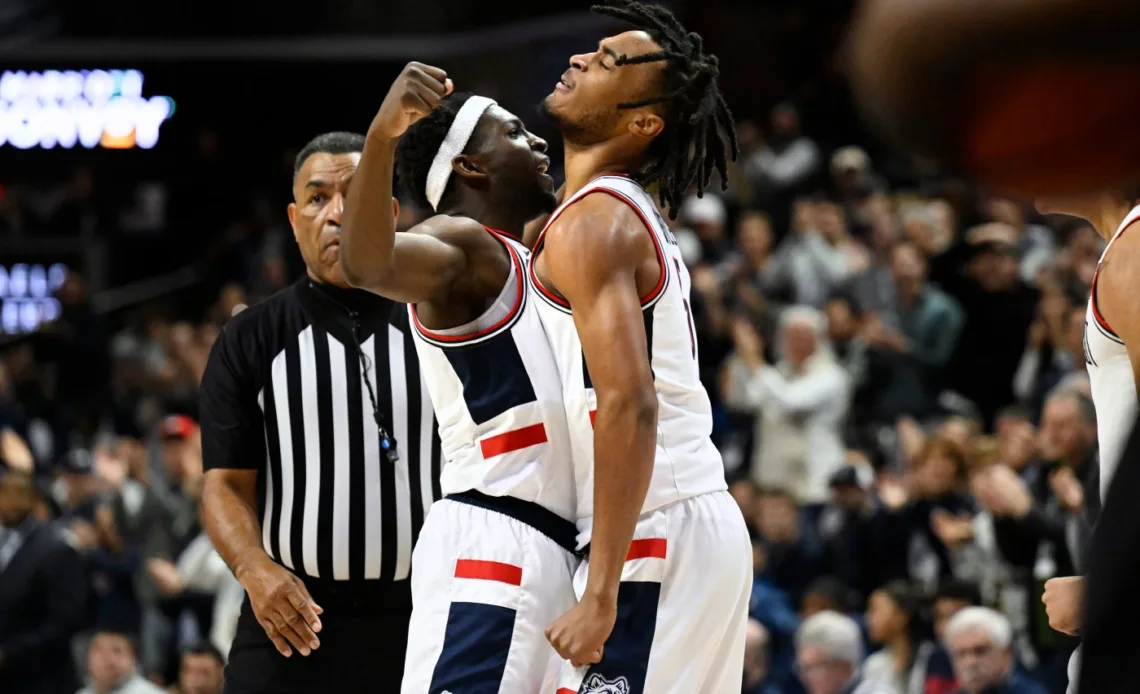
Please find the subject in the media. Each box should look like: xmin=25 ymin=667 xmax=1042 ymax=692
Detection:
xmin=673 ymin=258 xmax=697 ymax=359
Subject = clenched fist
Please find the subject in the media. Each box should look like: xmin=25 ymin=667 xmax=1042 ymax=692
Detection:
xmin=1043 ymin=575 xmax=1084 ymax=636
xmin=371 ymin=62 xmax=454 ymax=140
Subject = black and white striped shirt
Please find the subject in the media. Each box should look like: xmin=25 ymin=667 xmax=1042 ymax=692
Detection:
xmin=200 ymin=277 xmax=441 ymax=582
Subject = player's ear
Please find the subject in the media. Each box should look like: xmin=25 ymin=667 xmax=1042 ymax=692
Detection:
xmin=391 ymin=196 xmax=400 ymax=222
xmin=628 ymin=111 xmax=664 ymax=140
xmin=451 ymin=154 xmax=489 ymax=185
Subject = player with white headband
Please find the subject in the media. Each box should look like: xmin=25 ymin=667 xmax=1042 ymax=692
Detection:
xmin=338 ymin=63 xmax=576 ymax=693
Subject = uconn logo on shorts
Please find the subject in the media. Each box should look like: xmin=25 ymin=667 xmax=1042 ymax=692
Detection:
xmin=581 ymin=673 xmax=631 ymax=693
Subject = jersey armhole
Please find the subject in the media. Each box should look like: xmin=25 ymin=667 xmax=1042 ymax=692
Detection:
xmin=527 ymin=186 xmax=668 ymax=310
xmin=1090 ymin=215 xmax=1140 ymax=338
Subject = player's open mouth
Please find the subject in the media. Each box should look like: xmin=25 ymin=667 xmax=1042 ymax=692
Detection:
xmin=537 ymin=158 xmax=550 ymax=174
xmin=556 ymin=76 xmax=572 ymax=91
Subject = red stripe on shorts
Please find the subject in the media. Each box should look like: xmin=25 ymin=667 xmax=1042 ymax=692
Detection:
xmin=626 ymin=538 xmax=667 ymax=561
xmin=479 ymin=423 xmax=548 ymax=458
xmin=557 ymin=689 xmax=578 ymax=694
xmin=589 ymin=409 xmax=597 ymax=427
xmin=454 ymin=559 xmax=523 ymax=586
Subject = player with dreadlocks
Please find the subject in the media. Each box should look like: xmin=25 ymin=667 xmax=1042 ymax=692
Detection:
xmin=338 ymin=63 xmax=581 ymax=693
xmin=529 ymin=2 xmax=750 ymax=692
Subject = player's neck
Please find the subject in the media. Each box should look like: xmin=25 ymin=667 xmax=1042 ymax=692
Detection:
xmin=443 ymin=194 xmax=524 ymax=239
xmin=561 ymin=141 xmax=637 ymax=198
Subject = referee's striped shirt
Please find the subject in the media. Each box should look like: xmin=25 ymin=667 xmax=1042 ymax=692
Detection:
xmin=200 ymin=276 xmax=441 ymax=582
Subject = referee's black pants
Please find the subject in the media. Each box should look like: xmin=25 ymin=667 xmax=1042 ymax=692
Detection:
xmin=224 ymin=577 xmax=412 ymax=693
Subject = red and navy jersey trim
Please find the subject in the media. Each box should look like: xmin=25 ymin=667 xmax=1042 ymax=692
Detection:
xmin=411 ymin=227 xmax=527 ymax=348
xmin=529 ymin=181 xmax=669 ymax=315
xmin=1089 ymin=215 xmax=1140 ymax=341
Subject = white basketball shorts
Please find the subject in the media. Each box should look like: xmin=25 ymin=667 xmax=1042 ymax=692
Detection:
xmin=401 ymin=492 xmax=580 ymax=694
xmin=548 ymin=490 xmax=752 ymax=694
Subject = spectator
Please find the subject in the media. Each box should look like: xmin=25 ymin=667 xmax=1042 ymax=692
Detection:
xmin=937 ymin=223 xmax=1040 ymax=428
xmin=770 ymin=202 xmax=867 ymax=308
xmin=1013 ymin=292 xmax=1087 ymax=417
xmin=795 ymin=610 xmax=869 ymax=694
xmin=756 ymin=488 xmax=830 ymax=607
xmin=744 ymin=104 xmax=822 ymax=222
xmin=926 ymin=580 xmax=984 ymax=694
xmin=945 ymin=608 xmax=1047 ymax=694
xmin=984 ymin=198 xmax=1055 ymax=287
xmin=172 ymin=641 xmax=224 ymax=694
xmin=749 ymin=532 xmax=800 ymax=694
xmin=79 ymin=629 xmax=166 ymax=694
xmin=0 ymin=462 xmax=87 ymax=694
xmin=816 ymin=464 xmax=890 ymax=598
xmin=745 ymin=619 xmax=787 ymax=694
xmin=863 ymin=581 xmax=933 ymax=694
xmin=724 ymin=307 xmax=850 ymax=506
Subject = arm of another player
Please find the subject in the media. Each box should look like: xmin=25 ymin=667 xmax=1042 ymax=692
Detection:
xmin=543 ymin=195 xmax=659 ymax=666
xmin=340 ymin=62 xmax=466 ymax=304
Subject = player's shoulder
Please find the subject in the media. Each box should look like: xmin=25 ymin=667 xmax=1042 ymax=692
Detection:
xmin=411 ymin=213 xmax=494 ymax=247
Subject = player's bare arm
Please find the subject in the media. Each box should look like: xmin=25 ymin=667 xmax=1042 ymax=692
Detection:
xmin=341 ymin=62 xmax=504 ymax=306
xmin=543 ymin=194 xmax=659 ymax=666
xmin=1094 ymin=229 xmax=1140 ymax=393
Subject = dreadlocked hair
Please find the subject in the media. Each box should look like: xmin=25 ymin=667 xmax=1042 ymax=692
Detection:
xmin=396 ymin=92 xmax=477 ymax=212
xmin=591 ymin=0 xmax=738 ymax=219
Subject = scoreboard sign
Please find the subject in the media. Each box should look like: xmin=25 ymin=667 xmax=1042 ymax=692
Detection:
xmin=0 ymin=69 xmax=175 ymax=150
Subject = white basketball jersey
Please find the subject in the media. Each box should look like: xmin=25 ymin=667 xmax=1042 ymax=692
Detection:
xmin=1086 ymin=205 xmax=1140 ymax=498
xmin=528 ymin=175 xmax=728 ymax=546
xmin=409 ymin=227 xmax=576 ymax=521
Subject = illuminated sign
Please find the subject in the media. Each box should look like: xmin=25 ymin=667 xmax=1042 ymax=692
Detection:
xmin=0 ymin=263 xmax=67 ymax=334
xmin=0 ymin=69 xmax=175 ymax=150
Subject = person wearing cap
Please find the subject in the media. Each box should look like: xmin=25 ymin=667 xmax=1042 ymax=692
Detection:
xmin=0 ymin=461 xmax=87 ymax=694
xmin=198 ymin=127 xmax=442 ymax=692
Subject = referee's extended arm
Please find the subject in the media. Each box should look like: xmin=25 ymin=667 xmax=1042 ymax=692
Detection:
xmin=200 ymin=318 xmax=323 ymax=659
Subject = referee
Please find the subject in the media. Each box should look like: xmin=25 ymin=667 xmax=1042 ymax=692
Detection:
xmin=199 ymin=132 xmax=441 ymax=693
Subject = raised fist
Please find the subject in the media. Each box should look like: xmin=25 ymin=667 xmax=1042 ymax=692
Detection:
xmin=372 ymin=62 xmax=454 ymax=139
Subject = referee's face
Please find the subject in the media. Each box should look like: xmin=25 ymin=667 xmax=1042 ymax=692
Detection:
xmin=290 ymin=151 xmax=392 ymax=288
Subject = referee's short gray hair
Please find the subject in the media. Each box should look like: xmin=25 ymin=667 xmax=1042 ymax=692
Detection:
xmin=944 ymin=607 xmax=1013 ymax=648
xmin=796 ymin=610 xmax=863 ymax=666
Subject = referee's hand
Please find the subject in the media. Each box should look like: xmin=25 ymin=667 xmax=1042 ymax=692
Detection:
xmin=241 ymin=555 xmax=324 ymax=658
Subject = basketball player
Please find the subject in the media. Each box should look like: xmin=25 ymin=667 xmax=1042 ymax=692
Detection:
xmin=337 ymin=64 xmax=577 ymax=692
xmin=529 ymin=1 xmax=751 ymax=691
xmin=1036 ymin=192 xmax=1140 ymax=692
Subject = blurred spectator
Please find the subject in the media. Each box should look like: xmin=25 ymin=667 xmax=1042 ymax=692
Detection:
xmin=984 ymin=198 xmax=1055 ymax=288
xmin=171 ymin=641 xmax=224 ymax=694
xmin=795 ymin=610 xmax=869 ymax=694
xmin=749 ymin=531 xmax=800 ymax=694
xmin=945 ymin=608 xmax=1047 ymax=694
xmin=925 ymin=580 xmax=984 ymax=694
xmin=0 ymin=462 xmax=86 ymax=694
xmin=816 ymin=462 xmax=889 ymax=598
xmin=79 ymin=629 xmax=165 ymax=694
xmin=724 ymin=307 xmax=849 ymax=506
xmin=863 ymin=581 xmax=932 ymax=694
xmin=755 ymin=488 xmax=828 ymax=607
xmin=683 ymin=193 xmax=732 ymax=264
xmin=1012 ymin=293 xmax=1087 ymax=417
xmin=860 ymin=243 xmax=965 ymax=425
xmin=745 ymin=619 xmax=787 ymax=694
xmin=937 ymin=223 xmax=1039 ymax=428
xmin=770 ymin=202 xmax=867 ymax=308
xmin=744 ymin=104 xmax=822 ymax=226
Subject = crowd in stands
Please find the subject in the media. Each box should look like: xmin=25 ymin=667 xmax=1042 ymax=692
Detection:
xmin=0 ymin=100 xmax=1102 ymax=694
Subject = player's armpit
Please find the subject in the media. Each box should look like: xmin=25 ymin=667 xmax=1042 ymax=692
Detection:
xmin=544 ymin=195 xmax=658 ymax=600
xmin=1094 ymin=230 xmax=1140 ymax=391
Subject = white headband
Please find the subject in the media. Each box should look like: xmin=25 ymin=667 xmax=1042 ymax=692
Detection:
xmin=424 ymin=96 xmax=496 ymax=211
